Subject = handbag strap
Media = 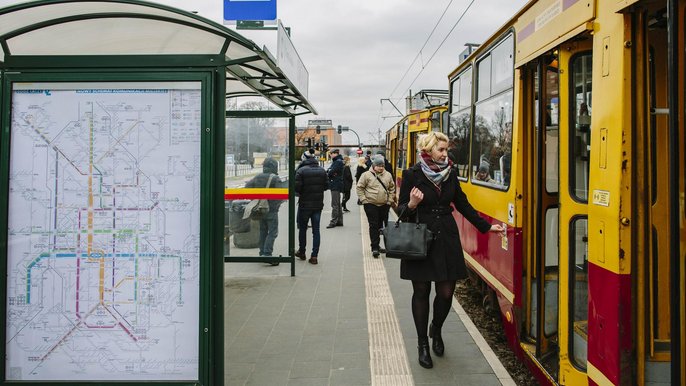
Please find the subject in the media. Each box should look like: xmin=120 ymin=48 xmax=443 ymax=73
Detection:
xmin=396 ymin=204 xmax=420 ymax=225
xmin=373 ymin=173 xmax=390 ymax=199
xmin=265 ymin=173 xmax=275 ymax=188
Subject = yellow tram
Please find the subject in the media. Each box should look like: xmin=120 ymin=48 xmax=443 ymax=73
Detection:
xmin=385 ymin=89 xmax=449 ymax=189
xmin=401 ymin=0 xmax=685 ymax=384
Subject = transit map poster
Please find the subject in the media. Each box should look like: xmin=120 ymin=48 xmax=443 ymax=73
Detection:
xmin=5 ymin=82 xmax=201 ymax=381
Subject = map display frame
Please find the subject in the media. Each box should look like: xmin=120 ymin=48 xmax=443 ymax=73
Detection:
xmin=2 ymin=79 xmax=205 ymax=382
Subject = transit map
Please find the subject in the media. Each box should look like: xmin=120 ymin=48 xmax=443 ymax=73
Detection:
xmin=5 ymin=83 xmax=201 ymax=381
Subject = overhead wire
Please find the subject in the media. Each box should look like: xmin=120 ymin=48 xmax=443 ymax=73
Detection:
xmin=379 ymin=0 xmax=476 ymax=132
xmin=391 ymin=0 xmax=477 ymax=106
xmin=386 ymin=0 xmax=456 ymax=100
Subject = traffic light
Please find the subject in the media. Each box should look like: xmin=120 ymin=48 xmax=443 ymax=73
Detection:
xmin=315 ymin=125 xmax=321 ymax=134
xmin=314 ymin=142 xmax=320 ymax=151
xmin=337 ymin=125 xmax=342 ymax=134
xmin=305 ymin=137 xmax=312 ymax=148
xmin=322 ymin=142 xmax=329 ymax=152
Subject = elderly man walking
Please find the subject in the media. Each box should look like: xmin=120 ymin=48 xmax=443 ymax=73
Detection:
xmin=357 ymin=155 xmax=396 ymax=257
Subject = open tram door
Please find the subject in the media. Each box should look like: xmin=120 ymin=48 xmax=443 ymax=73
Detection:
xmin=625 ymin=1 xmax=686 ymax=384
xmin=521 ymin=33 xmax=594 ymax=384
xmin=521 ymin=48 xmax=562 ymax=383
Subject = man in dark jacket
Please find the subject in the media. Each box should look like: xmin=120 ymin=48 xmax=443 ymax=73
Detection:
xmin=245 ymin=157 xmax=284 ymax=265
xmin=326 ymin=148 xmax=344 ymax=228
xmin=294 ymin=149 xmax=328 ymax=264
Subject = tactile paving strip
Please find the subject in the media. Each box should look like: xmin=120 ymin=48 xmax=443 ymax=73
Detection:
xmin=360 ymin=213 xmax=414 ymax=385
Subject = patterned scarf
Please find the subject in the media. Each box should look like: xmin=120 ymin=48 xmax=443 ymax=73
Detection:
xmin=419 ymin=151 xmax=452 ymax=189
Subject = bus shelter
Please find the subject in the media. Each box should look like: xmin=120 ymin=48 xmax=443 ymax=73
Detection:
xmin=0 ymin=1 xmax=314 ymax=385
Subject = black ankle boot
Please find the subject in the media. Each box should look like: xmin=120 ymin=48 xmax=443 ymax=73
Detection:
xmin=429 ymin=322 xmax=444 ymax=357
xmin=417 ymin=336 xmax=433 ymax=368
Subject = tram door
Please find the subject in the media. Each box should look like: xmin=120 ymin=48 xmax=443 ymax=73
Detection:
xmin=557 ymin=37 xmax=593 ymax=385
xmin=632 ymin=2 xmax=686 ymax=384
xmin=523 ymin=50 xmax=561 ymax=379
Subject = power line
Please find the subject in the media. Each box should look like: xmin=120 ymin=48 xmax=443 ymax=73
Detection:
xmin=386 ymin=0 xmax=456 ymax=99
xmin=392 ymin=0 xmax=477 ymax=105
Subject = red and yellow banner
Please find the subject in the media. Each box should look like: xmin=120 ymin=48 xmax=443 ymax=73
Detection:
xmin=224 ymin=188 xmax=289 ymax=200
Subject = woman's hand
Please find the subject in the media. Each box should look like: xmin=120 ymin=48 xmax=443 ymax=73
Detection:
xmin=407 ymin=187 xmax=424 ymax=209
xmin=489 ymin=224 xmax=505 ymax=234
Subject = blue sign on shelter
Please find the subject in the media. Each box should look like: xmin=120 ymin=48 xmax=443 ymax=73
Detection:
xmin=224 ymin=0 xmax=277 ymax=21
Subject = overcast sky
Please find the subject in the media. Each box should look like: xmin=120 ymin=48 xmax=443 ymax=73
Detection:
xmin=0 ymin=0 xmax=527 ymax=143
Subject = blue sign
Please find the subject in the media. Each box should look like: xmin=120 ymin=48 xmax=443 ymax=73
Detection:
xmin=224 ymin=0 xmax=277 ymax=21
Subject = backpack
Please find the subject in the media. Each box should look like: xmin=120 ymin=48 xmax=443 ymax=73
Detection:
xmin=242 ymin=174 xmax=275 ymax=220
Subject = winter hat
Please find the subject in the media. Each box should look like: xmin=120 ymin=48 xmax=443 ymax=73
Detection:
xmin=371 ymin=155 xmax=385 ymax=167
xmin=329 ymin=148 xmax=340 ymax=155
xmin=301 ymin=149 xmax=315 ymax=160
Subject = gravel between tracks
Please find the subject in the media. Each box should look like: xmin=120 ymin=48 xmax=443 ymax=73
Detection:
xmin=454 ymin=279 xmax=538 ymax=386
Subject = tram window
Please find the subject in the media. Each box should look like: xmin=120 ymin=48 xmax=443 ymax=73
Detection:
xmin=477 ymin=55 xmax=492 ymax=101
xmin=472 ymin=90 xmax=513 ymax=188
xmin=441 ymin=111 xmax=448 ymax=134
xmin=431 ymin=111 xmax=440 ymax=131
xmin=569 ymin=217 xmax=588 ymax=370
xmin=457 ymin=67 xmax=472 ymax=110
xmin=449 ymin=68 xmax=473 ymax=178
xmin=491 ymin=34 xmax=514 ymax=95
xmin=570 ymin=53 xmax=592 ymax=202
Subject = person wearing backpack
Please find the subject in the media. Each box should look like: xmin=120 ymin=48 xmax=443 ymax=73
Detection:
xmin=356 ymin=155 xmax=396 ymax=258
xmin=245 ymin=157 xmax=284 ymax=265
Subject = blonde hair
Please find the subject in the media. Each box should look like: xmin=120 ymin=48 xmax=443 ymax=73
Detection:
xmin=357 ymin=157 xmax=367 ymax=167
xmin=343 ymin=156 xmax=350 ymax=165
xmin=417 ymin=131 xmax=449 ymax=153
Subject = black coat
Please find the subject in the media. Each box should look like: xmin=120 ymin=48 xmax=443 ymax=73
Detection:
xmin=327 ymin=155 xmax=345 ymax=191
xmin=343 ymin=165 xmax=353 ymax=192
xmin=397 ymin=164 xmax=491 ymax=281
xmin=295 ymin=158 xmax=328 ymax=210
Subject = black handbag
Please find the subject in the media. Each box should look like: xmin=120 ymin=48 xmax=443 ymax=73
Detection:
xmin=382 ymin=208 xmax=434 ymax=260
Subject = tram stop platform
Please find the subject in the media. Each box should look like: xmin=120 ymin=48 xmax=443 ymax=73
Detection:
xmin=224 ymin=187 xmax=515 ymax=386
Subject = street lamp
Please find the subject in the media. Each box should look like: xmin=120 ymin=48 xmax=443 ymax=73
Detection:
xmin=337 ymin=125 xmax=361 ymax=147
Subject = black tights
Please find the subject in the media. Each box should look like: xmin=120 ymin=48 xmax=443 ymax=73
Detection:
xmin=411 ymin=280 xmax=457 ymax=338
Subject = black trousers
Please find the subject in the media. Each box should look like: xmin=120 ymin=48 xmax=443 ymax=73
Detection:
xmin=363 ymin=203 xmax=390 ymax=250
xmin=342 ymin=188 xmax=352 ymax=209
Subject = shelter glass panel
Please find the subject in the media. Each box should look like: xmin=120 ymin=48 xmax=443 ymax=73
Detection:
xmin=224 ymin=115 xmax=289 ymax=262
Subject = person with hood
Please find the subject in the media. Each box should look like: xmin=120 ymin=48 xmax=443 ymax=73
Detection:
xmin=294 ymin=149 xmax=328 ymax=265
xmin=342 ymin=156 xmax=353 ymax=213
xmin=245 ymin=157 xmax=285 ymax=265
xmin=397 ymin=131 xmax=504 ymax=369
xmin=356 ymin=155 xmax=396 ymax=258
xmin=474 ymin=162 xmax=494 ymax=183
xmin=326 ymin=148 xmax=344 ymax=228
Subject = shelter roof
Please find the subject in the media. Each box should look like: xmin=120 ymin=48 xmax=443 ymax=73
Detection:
xmin=0 ymin=0 xmax=315 ymax=115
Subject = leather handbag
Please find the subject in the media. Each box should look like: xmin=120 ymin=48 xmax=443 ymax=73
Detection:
xmin=382 ymin=208 xmax=434 ymax=260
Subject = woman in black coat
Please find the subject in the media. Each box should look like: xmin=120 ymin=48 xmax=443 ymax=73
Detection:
xmin=341 ymin=156 xmax=353 ymax=212
xmin=397 ymin=131 xmax=503 ymax=369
